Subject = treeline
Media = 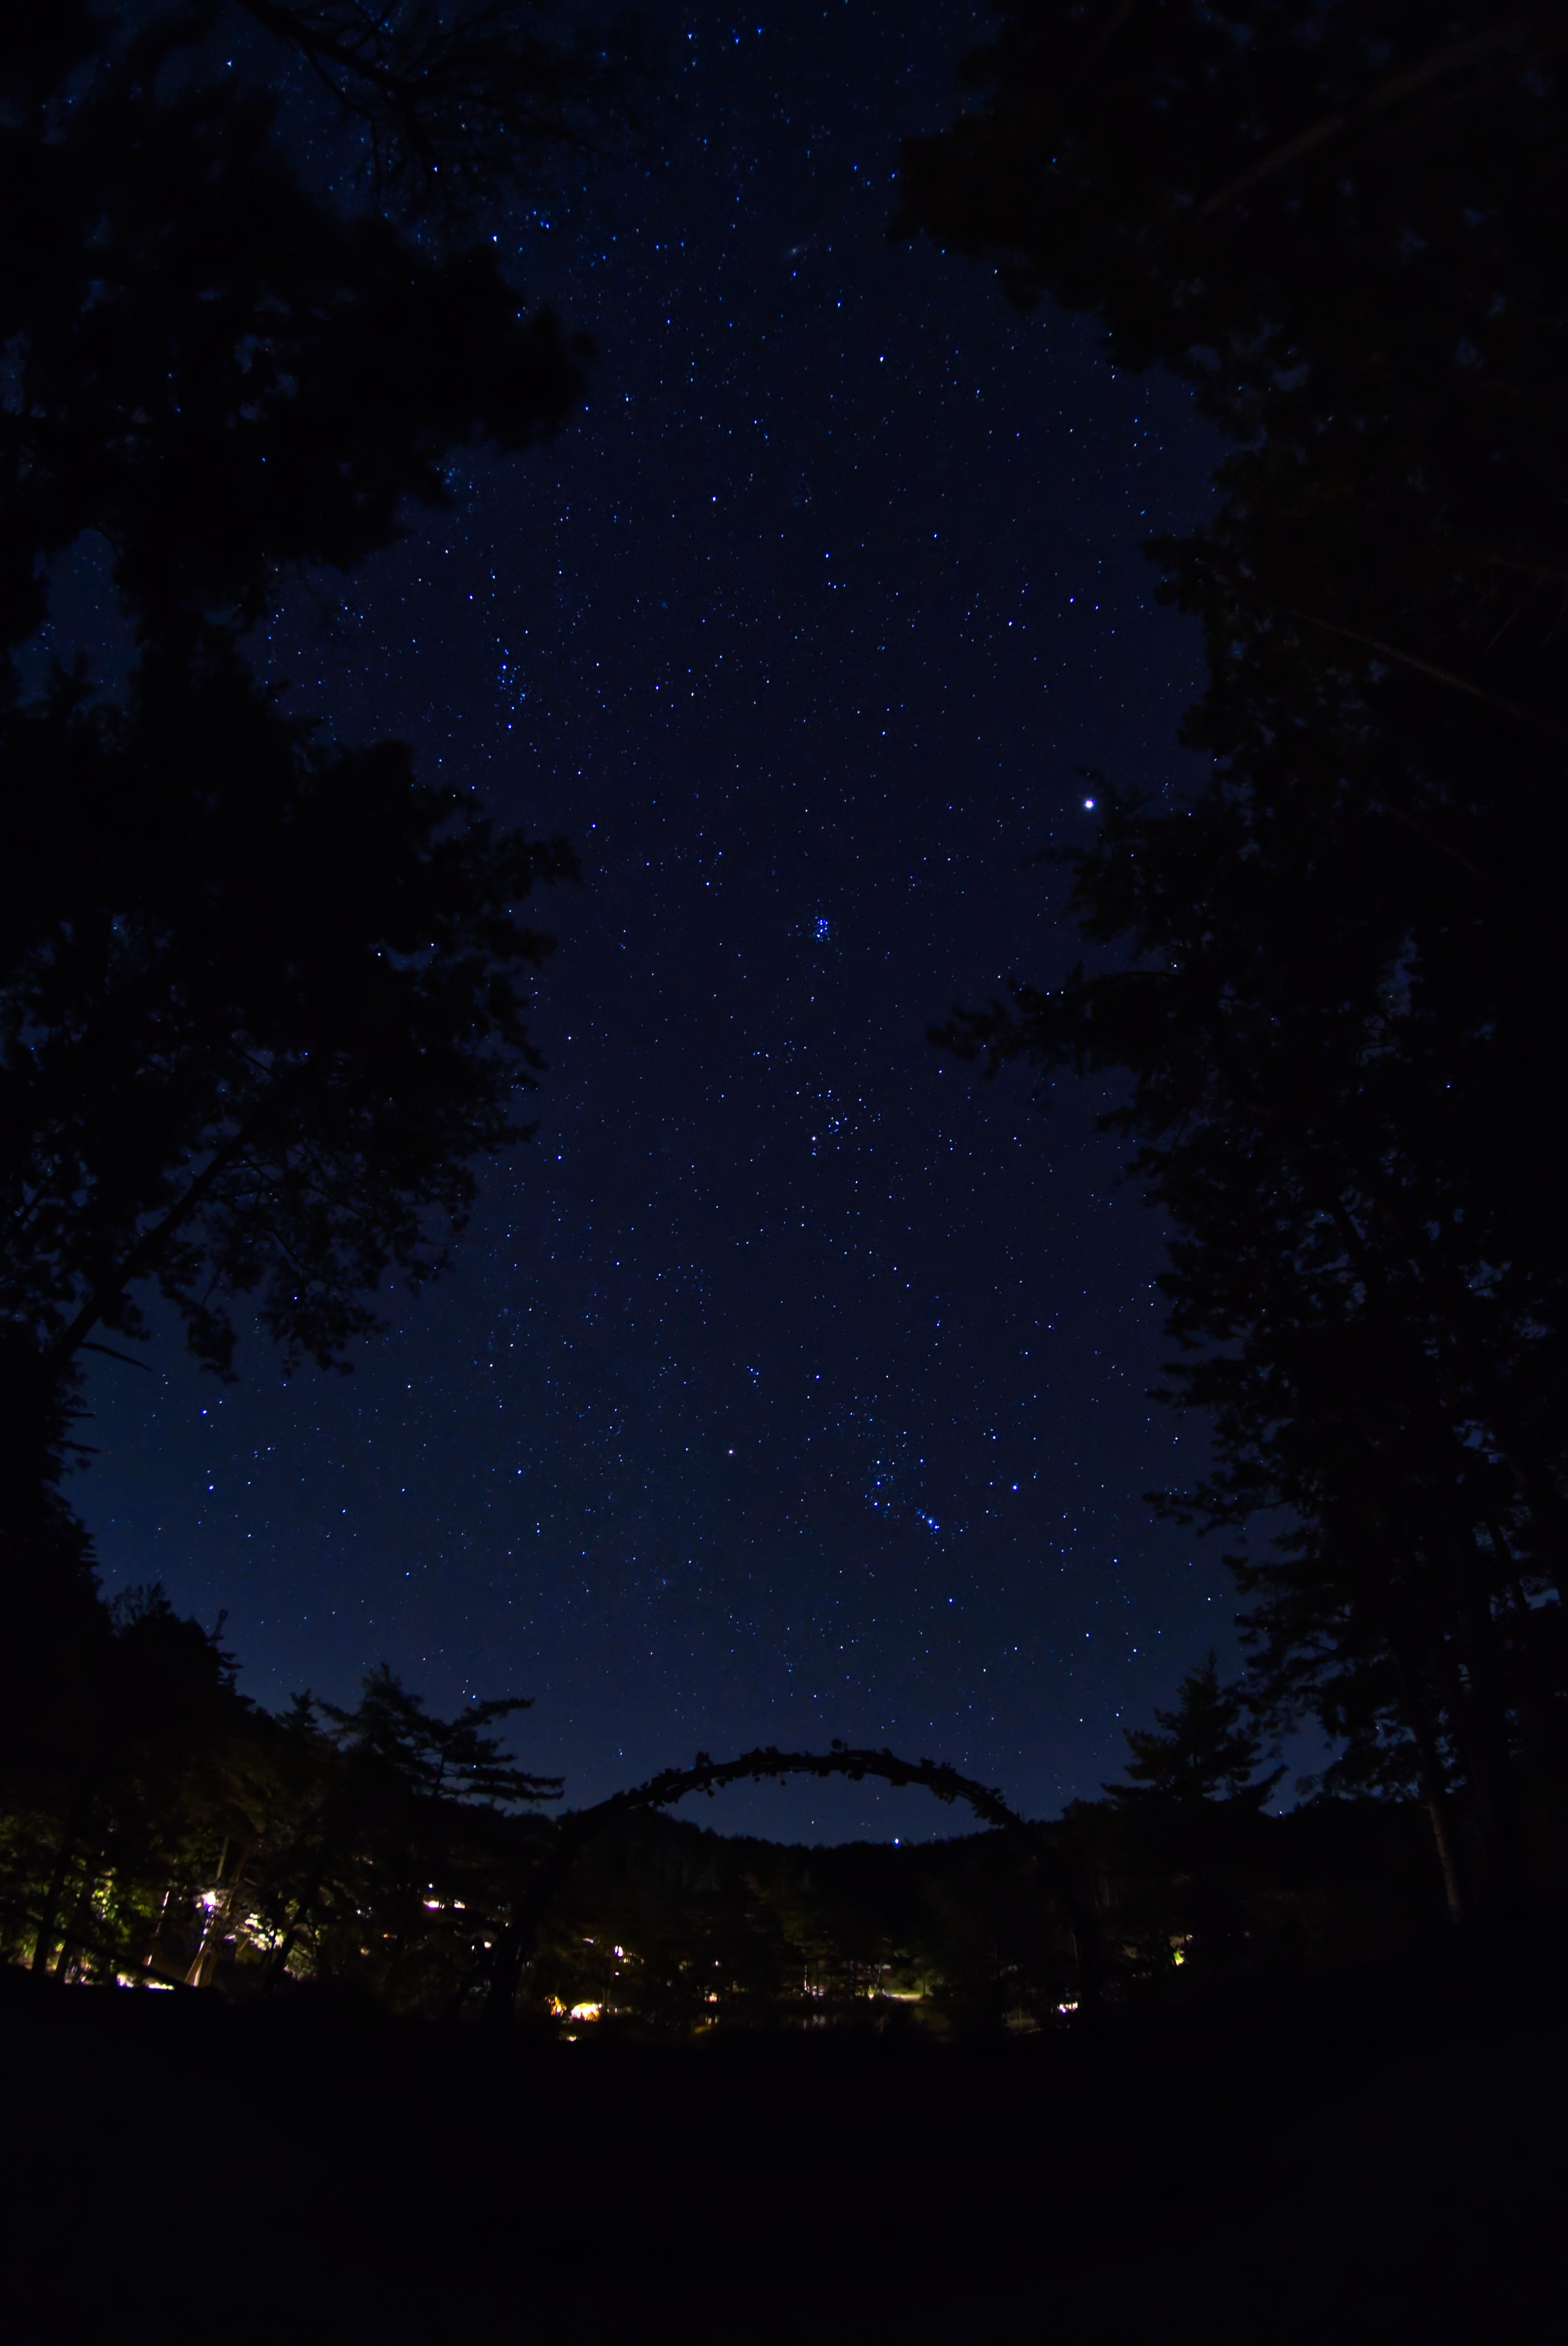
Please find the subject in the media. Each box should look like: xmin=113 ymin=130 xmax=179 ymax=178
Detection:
xmin=535 ymin=1793 xmax=1443 ymax=2035
xmin=0 ymin=1603 xmax=1443 ymax=2028
xmin=901 ymin=2 xmax=1568 ymax=1922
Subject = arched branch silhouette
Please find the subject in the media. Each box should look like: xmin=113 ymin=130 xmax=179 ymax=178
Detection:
xmin=590 ymin=1743 xmax=1031 ymax=1835
xmin=482 ymin=1743 xmax=1042 ymax=2023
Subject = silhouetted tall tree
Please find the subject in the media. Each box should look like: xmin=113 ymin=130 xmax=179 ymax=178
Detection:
xmin=0 ymin=8 xmax=616 ymax=1636
xmin=903 ymin=2 xmax=1568 ymax=1915
xmin=1106 ymin=1653 xmax=1280 ymax=1811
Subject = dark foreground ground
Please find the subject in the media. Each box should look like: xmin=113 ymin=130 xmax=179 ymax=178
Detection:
xmin=2 ymin=1939 xmax=1563 ymax=2345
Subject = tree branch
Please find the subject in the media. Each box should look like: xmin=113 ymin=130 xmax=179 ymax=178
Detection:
xmin=46 ymin=1122 xmax=258 ymax=1369
xmin=1191 ymin=17 xmax=1560 ymax=226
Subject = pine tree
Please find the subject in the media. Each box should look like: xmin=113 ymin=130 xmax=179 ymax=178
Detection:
xmin=1106 ymin=1655 xmax=1281 ymax=1811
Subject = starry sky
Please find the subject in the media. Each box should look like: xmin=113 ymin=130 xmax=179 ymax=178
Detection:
xmin=77 ymin=1 xmax=1234 ymax=1838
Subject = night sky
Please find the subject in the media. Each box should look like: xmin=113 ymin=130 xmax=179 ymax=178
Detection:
xmin=75 ymin=2 xmax=1231 ymax=1838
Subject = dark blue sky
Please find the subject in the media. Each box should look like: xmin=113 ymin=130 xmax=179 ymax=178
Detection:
xmin=77 ymin=2 xmax=1231 ymax=1837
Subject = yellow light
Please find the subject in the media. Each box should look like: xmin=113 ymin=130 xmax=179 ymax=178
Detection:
xmin=568 ymin=2002 xmax=602 ymax=2022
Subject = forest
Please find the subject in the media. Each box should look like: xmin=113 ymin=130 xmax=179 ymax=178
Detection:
xmin=2 ymin=5 xmax=1565 ymax=2339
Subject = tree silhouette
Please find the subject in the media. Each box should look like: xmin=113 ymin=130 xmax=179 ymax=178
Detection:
xmin=1 ymin=6 xmax=614 ymax=1604
xmin=905 ymin=1 xmax=1568 ymax=1918
xmin=229 ymin=0 xmax=654 ymax=224
xmin=318 ymin=1664 xmax=561 ymax=1810
xmin=0 ymin=1583 xmax=254 ymax=1980
xmin=3 ymin=12 xmax=590 ymax=650
xmin=1106 ymin=1653 xmax=1280 ymax=1811
xmin=4 ymin=646 xmax=574 ymax=1376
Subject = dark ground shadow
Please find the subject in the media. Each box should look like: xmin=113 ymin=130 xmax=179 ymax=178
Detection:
xmin=1 ymin=1940 xmax=1563 ymax=2344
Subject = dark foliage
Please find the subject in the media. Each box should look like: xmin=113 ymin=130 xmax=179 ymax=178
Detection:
xmin=1 ymin=7 xmax=598 ymax=1609
xmin=0 ymin=1593 xmax=1451 ymax=2027
xmin=2 ymin=12 xmax=590 ymax=648
xmin=901 ymin=0 xmax=1568 ymax=1919
xmin=3 ymin=644 xmax=574 ymax=1379
xmin=7 ymin=1937 xmax=1564 ymax=2343
xmin=230 ymin=0 xmax=656 ymax=224
xmin=1105 ymin=1649 xmax=1282 ymax=1810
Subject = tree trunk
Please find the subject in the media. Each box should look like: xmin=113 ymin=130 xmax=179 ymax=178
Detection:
xmin=53 ymin=1861 xmax=103 ymax=1979
xmin=142 ymin=1884 xmax=175 ymax=1979
xmin=31 ymin=1837 xmax=74 ymax=1974
xmin=263 ymin=1869 xmax=321 ymax=1989
xmin=1423 ymin=1792 xmax=1466 ymax=1926
xmin=1390 ymin=1648 xmax=1467 ymax=1924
